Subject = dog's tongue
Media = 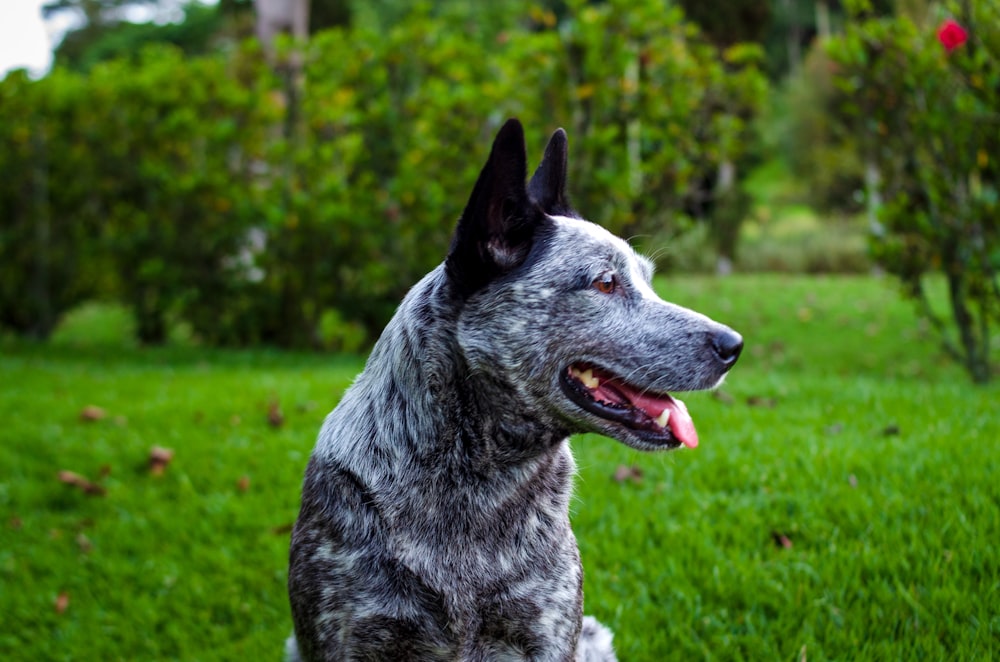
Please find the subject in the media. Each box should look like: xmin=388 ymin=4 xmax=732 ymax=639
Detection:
xmin=633 ymin=392 xmax=699 ymax=449
xmin=593 ymin=379 xmax=699 ymax=448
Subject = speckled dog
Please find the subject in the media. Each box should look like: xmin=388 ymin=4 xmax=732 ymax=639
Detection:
xmin=287 ymin=120 xmax=743 ymax=661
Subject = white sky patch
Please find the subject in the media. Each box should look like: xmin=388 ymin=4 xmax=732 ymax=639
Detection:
xmin=0 ymin=0 xmax=216 ymax=79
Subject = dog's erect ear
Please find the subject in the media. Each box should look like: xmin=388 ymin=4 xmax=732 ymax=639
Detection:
xmin=527 ymin=128 xmax=572 ymax=216
xmin=446 ymin=118 xmax=542 ymax=298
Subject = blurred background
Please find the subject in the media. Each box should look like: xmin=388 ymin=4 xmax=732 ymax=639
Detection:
xmin=1 ymin=0 xmax=997 ymax=381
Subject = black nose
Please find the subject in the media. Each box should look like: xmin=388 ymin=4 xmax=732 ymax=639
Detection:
xmin=712 ymin=328 xmax=743 ymax=368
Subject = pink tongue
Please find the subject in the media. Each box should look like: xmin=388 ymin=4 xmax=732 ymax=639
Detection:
xmin=632 ymin=392 xmax=699 ymax=449
xmin=592 ymin=378 xmax=699 ymax=448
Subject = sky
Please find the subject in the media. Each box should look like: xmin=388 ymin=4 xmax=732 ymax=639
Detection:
xmin=0 ymin=0 xmax=59 ymax=77
xmin=0 ymin=0 xmax=202 ymax=78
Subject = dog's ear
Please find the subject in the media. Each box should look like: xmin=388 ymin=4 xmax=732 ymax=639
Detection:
xmin=527 ymin=128 xmax=572 ymax=216
xmin=446 ymin=118 xmax=541 ymax=298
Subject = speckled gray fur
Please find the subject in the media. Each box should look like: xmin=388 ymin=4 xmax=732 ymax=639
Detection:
xmin=287 ymin=120 xmax=741 ymax=661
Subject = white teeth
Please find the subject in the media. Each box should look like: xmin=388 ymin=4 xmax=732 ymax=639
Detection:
xmin=655 ymin=408 xmax=671 ymax=428
xmin=580 ymin=369 xmax=600 ymax=389
xmin=569 ymin=366 xmax=600 ymax=389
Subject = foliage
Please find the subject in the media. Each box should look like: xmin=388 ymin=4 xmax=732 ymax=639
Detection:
xmin=782 ymin=44 xmax=865 ymax=214
xmin=56 ymin=2 xmax=226 ymax=72
xmin=1 ymin=275 xmax=997 ymax=659
xmin=0 ymin=0 xmax=766 ymax=346
xmin=828 ymin=0 xmax=1000 ymax=382
xmin=0 ymin=69 xmax=110 ymax=338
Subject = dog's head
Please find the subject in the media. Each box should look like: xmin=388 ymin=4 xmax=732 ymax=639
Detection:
xmin=445 ymin=119 xmax=742 ymax=451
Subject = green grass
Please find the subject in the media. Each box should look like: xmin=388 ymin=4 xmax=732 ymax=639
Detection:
xmin=2 ymin=274 xmax=998 ymax=660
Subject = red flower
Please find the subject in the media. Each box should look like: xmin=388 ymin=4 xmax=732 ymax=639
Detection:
xmin=937 ymin=19 xmax=968 ymax=53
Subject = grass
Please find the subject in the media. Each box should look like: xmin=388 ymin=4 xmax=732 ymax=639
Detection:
xmin=1 ymin=274 xmax=998 ymax=660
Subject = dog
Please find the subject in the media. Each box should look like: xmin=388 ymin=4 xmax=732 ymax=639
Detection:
xmin=287 ymin=119 xmax=743 ymax=661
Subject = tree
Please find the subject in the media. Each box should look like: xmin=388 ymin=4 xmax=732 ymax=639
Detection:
xmin=828 ymin=1 xmax=999 ymax=382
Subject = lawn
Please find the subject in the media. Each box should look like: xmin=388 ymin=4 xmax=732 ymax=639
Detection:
xmin=1 ymin=274 xmax=997 ymax=660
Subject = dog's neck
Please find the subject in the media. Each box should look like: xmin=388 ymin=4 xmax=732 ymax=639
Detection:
xmin=316 ymin=269 xmax=570 ymax=480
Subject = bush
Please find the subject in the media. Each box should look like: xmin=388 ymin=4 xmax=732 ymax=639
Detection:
xmin=0 ymin=1 xmax=767 ymax=347
xmin=828 ymin=1 xmax=1000 ymax=382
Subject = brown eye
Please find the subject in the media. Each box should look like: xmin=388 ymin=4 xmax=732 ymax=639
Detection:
xmin=593 ymin=273 xmax=616 ymax=294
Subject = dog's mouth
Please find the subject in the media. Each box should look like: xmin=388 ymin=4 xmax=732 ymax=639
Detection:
xmin=559 ymin=363 xmax=698 ymax=450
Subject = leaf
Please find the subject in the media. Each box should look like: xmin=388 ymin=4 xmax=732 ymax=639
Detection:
xmin=76 ymin=533 xmax=93 ymax=554
xmin=613 ymin=465 xmax=644 ymax=484
xmin=771 ymin=531 xmax=793 ymax=549
xmin=747 ymin=395 xmax=778 ymax=408
xmin=58 ymin=470 xmax=107 ymax=496
xmin=237 ymin=475 xmax=250 ymax=493
xmin=79 ymin=405 xmax=106 ymax=422
xmin=149 ymin=446 xmax=175 ymax=476
xmin=712 ymin=390 xmax=735 ymax=405
xmin=55 ymin=591 xmax=70 ymax=614
xmin=267 ymin=400 xmax=284 ymax=428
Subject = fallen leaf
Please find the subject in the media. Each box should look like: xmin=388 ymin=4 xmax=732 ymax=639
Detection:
xmin=747 ymin=395 xmax=778 ymax=408
xmin=55 ymin=591 xmax=70 ymax=614
xmin=771 ymin=531 xmax=793 ymax=549
xmin=712 ymin=390 xmax=735 ymax=406
xmin=149 ymin=447 xmax=175 ymax=476
xmin=267 ymin=400 xmax=285 ymax=428
xmin=272 ymin=522 xmax=294 ymax=535
xmin=58 ymin=470 xmax=107 ymax=496
xmin=76 ymin=533 xmax=93 ymax=554
xmin=79 ymin=405 xmax=105 ymax=422
xmin=613 ymin=465 xmax=643 ymax=484
xmin=237 ymin=475 xmax=251 ymax=492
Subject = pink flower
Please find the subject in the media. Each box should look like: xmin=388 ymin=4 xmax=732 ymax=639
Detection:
xmin=937 ymin=19 xmax=968 ymax=53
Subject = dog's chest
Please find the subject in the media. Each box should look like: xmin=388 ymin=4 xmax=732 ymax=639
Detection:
xmin=389 ymin=448 xmax=579 ymax=594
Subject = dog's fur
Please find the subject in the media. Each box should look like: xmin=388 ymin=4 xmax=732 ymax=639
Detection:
xmin=287 ymin=120 xmax=742 ymax=661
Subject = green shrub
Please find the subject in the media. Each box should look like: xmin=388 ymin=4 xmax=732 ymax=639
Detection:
xmin=828 ymin=1 xmax=1000 ymax=382
xmin=0 ymin=1 xmax=767 ymax=347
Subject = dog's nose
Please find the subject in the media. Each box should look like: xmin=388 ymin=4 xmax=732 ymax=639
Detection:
xmin=712 ymin=328 xmax=743 ymax=368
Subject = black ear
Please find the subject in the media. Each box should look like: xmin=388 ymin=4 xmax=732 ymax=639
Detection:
xmin=527 ymin=128 xmax=572 ymax=216
xmin=446 ymin=118 xmax=542 ymax=298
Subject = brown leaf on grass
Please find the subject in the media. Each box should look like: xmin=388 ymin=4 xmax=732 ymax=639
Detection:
xmin=712 ymin=390 xmax=735 ymax=406
xmin=267 ymin=400 xmax=285 ymax=428
xmin=237 ymin=475 xmax=251 ymax=493
xmin=272 ymin=522 xmax=294 ymax=535
xmin=771 ymin=531 xmax=793 ymax=549
xmin=55 ymin=591 xmax=70 ymax=614
xmin=612 ymin=465 xmax=643 ymax=484
xmin=79 ymin=405 xmax=106 ymax=422
xmin=58 ymin=470 xmax=107 ymax=496
xmin=149 ymin=446 xmax=175 ymax=476
xmin=747 ymin=395 xmax=778 ymax=408
xmin=76 ymin=533 xmax=93 ymax=554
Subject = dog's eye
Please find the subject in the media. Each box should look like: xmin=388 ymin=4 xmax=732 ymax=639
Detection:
xmin=593 ymin=273 xmax=617 ymax=294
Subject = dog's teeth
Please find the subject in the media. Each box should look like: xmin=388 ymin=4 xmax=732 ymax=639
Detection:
xmin=580 ymin=369 xmax=600 ymax=389
xmin=655 ymin=409 xmax=671 ymax=428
